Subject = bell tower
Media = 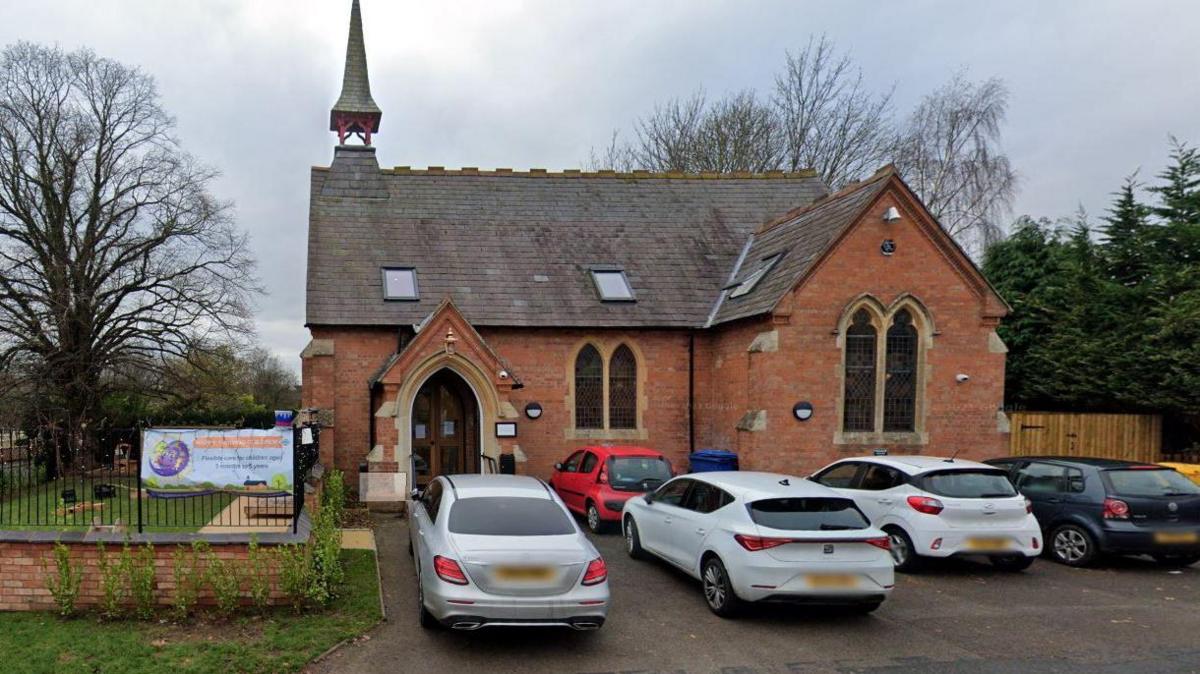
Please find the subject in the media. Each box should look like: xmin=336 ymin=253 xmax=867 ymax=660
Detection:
xmin=330 ymin=0 xmax=382 ymax=145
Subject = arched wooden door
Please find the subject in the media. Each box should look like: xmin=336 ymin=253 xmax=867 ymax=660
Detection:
xmin=411 ymin=370 xmax=479 ymax=488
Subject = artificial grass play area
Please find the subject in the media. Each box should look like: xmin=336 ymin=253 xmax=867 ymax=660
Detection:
xmin=0 ymin=549 xmax=382 ymax=674
xmin=0 ymin=476 xmax=239 ymax=532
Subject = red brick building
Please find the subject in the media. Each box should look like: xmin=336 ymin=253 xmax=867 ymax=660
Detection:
xmin=303 ymin=1 xmax=1011 ymax=501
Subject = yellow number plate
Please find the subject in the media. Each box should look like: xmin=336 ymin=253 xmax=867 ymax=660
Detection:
xmin=966 ymin=537 xmax=1011 ymax=551
xmin=1154 ymin=531 xmax=1199 ymax=545
xmin=806 ymin=574 xmax=858 ymax=589
xmin=494 ymin=566 xmax=554 ymax=581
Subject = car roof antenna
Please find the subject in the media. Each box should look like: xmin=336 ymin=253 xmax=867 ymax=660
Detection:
xmin=944 ymin=448 xmax=962 ymax=463
xmin=779 ymin=478 xmax=790 ymax=486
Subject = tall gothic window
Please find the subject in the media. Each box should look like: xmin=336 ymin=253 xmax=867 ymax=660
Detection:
xmin=884 ymin=309 xmax=918 ymax=432
xmin=843 ymin=309 xmax=877 ymax=432
xmin=574 ymin=345 xmax=603 ymax=429
xmin=608 ymin=345 xmax=638 ymax=429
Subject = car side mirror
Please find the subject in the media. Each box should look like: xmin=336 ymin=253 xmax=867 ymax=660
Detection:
xmin=554 ymin=462 xmax=563 ymax=471
xmin=411 ymin=487 xmax=422 ymax=500
xmin=643 ymin=493 xmax=654 ymax=505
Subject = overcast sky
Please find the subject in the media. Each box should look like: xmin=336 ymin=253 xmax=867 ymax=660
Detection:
xmin=3 ymin=0 xmax=1198 ymax=372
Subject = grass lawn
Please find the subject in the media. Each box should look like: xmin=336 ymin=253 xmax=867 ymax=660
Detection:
xmin=0 ymin=477 xmax=239 ymax=532
xmin=0 ymin=549 xmax=383 ymax=674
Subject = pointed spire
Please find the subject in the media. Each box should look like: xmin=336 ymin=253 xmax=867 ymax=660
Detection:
xmin=330 ymin=0 xmax=382 ymax=145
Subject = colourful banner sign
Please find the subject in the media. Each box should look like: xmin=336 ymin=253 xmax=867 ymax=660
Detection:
xmin=141 ymin=428 xmax=294 ymax=495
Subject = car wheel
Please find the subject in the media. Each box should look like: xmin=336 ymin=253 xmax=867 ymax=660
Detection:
xmin=1152 ymin=553 xmax=1200 ymax=568
xmin=885 ymin=527 xmax=923 ymax=573
xmin=701 ymin=556 xmax=744 ymax=618
xmin=416 ymin=577 xmax=438 ymax=630
xmin=1050 ymin=524 xmax=1097 ymax=567
xmin=586 ymin=501 xmax=605 ymax=534
xmin=991 ymin=554 xmax=1035 ymax=572
xmin=624 ymin=517 xmax=647 ymax=560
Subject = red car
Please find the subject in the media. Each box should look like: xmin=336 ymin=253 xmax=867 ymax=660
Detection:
xmin=549 ymin=445 xmax=674 ymax=533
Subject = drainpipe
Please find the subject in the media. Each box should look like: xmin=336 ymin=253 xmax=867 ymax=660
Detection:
xmin=688 ymin=331 xmax=695 ymax=454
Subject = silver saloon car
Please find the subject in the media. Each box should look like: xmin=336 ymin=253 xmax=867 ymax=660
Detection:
xmin=409 ymin=474 xmax=610 ymax=631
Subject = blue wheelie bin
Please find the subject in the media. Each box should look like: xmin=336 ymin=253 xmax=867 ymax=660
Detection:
xmin=688 ymin=449 xmax=739 ymax=473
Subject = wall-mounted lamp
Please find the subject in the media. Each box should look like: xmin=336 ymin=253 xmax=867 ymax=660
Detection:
xmin=524 ymin=402 xmax=543 ymax=420
xmin=793 ymin=401 xmax=814 ymax=421
xmin=955 ymin=373 xmax=970 ymax=383
xmin=883 ymin=206 xmax=901 ymax=223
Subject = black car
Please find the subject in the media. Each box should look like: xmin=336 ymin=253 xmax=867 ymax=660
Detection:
xmin=985 ymin=457 xmax=1200 ymax=567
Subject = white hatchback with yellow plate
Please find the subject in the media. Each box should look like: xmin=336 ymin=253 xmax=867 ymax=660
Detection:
xmin=622 ymin=472 xmax=894 ymax=618
xmin=812 ymin=455 xmax=1043 ymax=573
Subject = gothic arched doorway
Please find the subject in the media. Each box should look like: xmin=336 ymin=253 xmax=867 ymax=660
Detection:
xmin=410 ymin=369 xmax=480 ymax=488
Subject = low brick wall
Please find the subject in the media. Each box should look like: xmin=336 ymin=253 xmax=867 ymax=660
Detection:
xmin=0 ymin=518 xmax=310 ymax=612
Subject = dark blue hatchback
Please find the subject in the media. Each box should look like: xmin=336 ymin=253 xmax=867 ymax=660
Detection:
xmin=985 ymin=457 xmax=1200 ymax=567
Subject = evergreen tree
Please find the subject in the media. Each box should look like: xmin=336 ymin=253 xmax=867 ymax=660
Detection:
xmin=1101 ymin=175 xmax=1153 ymax=286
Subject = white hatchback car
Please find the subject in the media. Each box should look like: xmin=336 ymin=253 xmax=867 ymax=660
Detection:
xmin=810 ymin=456 xmax=1042 ymax=572
xmin=621 ymin=471 xmax=894 ymax=617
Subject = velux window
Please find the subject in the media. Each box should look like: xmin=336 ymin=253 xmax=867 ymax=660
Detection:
xmin=728 ymin=254 xmax=781 ymax=299
xmin=382 ymin=267 xmax=419 ymax=300
xmin=591 ymin=269 xmax=635 ymax=302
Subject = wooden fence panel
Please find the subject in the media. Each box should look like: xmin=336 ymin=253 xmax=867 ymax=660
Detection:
xmin=1009 ymin=412 xmax=1162 ymax=463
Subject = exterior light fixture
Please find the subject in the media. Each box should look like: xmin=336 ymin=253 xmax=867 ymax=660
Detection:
xmin=443 ymin=327 xmax=458 ymax=354
xmin=524 ymin=402 xmax=543 ymax=420
xmin=883 ymin=206 xmax=901 ymax=222
xmin=792 ymin=401 xmax=814 ymax=421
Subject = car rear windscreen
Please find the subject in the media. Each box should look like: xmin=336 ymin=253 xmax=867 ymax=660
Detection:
xmin=1105 ymin=469 xmax=1200 ymax=497
xmin=748 ymin=498 xmax=869 ymax=531
xmin=609 ymin=457 xmax=672 ymax=491
xmin=448 ymin=497 xmax=575 ymax=536
xmin=919 ymin=469 xmax=1017 ymax=498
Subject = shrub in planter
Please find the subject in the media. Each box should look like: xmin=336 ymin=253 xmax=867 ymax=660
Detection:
xmin=42 ymin=542 xmax=82 ymax=617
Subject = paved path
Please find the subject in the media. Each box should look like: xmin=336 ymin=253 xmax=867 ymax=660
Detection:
xmin=308 ymin=513 xmax=1200 ymax=674
xmin=197 ymin=495 xmax=291 ymax=535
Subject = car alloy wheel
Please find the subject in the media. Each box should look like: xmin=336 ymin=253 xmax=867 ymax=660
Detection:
xmin=1053 ymin=528 xmax=1089 ymax=564
xmin=889 ymin=532 xmax=909 ymax=567
xmin=587 ymin=504 xmax=601 ymax=533
xmin=626 ymin=522 xmax=635 ymax=553
xmin=703 ymin=563 xmax=727 ymax=610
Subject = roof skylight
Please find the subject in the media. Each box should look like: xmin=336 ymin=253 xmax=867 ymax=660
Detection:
xmin=728 ymin=254 xmax=781 ymax=299
xmin=591 ymin=269 xmax=635 ymax=302
xmin=382 ymin=267 xmax=419 ymax=300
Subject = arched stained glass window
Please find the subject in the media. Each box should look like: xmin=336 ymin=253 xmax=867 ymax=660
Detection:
xmin=574 ymin=345 xmax=604 ymax=429
xmin=608 ymin=345 xmax=637 ymax=429
xmin=843 ymin=309 xmax=877 ymax=432
xmin=884 ymin=309 xmax=918 ymax=432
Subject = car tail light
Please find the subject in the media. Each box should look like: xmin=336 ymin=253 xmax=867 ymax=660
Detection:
xmin=865 ymin=536 xmax=891 ymax=551
xmin=1103 ymin=498 xmax=1130 ymax=520
xmin=433 ymin=555 xmax=469 ymax=585
xmin=582 ymin=557 xmax=607 ymax=585
xmin=1032 ymin=537 xmax=1040 ymax=550
xmin=907 ymin=495 xmax=945 ymax=515
xmin=734 ymin=534 xmax=794 ymax=551
xmin=1025 ymin=497 xmax=1033 ymax=514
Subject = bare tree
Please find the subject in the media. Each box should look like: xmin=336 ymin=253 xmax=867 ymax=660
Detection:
xmin=773 ymin=35 xmax=894 ymax=188
xmin=892 ymin=73 xmax=1018 ymax=253
xmin=0 ymin=43 xmax=256 ymax=466
xmin=593 ymin=90 xmax=780 ymax=173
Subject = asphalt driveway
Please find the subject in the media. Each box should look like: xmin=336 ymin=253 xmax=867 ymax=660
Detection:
xmin=308 ymin=513 xmax=1200 ymax=673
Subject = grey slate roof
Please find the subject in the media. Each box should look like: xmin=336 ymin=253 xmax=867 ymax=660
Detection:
xmin=306 ymin=147 xmax=829 ymax=328
xmin=710 ymin=171 xmax=891 ymax=325
xmin=329 ymin=0 xmax=382 ymax=129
